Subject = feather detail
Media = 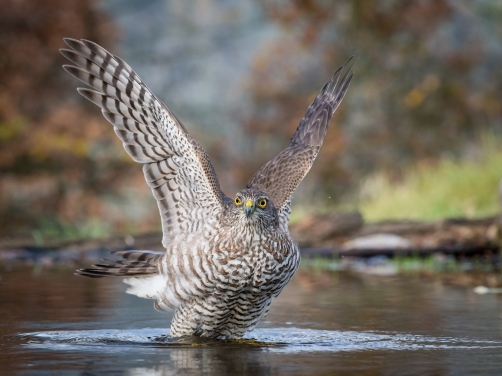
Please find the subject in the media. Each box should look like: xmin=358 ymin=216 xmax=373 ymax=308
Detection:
xmin=246 ymin=57 xmax=354 ymax=224
xmin=75 ymin=250 xmax=164 ymax=278
xmin=61 ymin=38 xmax=227 ymax=247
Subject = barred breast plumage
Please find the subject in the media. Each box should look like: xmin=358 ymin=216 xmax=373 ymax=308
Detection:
xmin=63 ymin=38 xmax=353 ymax=339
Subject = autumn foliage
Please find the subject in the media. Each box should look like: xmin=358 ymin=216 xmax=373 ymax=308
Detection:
xmin=240 ymin=0 xmax=502 ymax=204
xmin=1 ymin=0 xmax=501 ymax=240
xmin=0 ymin=0 xmax=158 ymax=239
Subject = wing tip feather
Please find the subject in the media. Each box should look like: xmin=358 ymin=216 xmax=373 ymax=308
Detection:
xmin=77 ymin=87 xmax=103 ymax=99
xmin=63 ymin=38 xmax=84 ymax=51
xmin=323 ymin=55 xmax=356 ymax=98
xmin=246 ymin=56 xmax=355 ymax=209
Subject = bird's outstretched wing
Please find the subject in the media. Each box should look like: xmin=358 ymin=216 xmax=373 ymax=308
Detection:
xmin=246 ymin=57 xmax=354 ymax=228
xmin=61 ymin=39 xmax=225 ymax=247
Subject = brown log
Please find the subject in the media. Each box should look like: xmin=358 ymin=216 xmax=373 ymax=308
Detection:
xmin=1 ymin=212 xmax=500 ymax=263
xmin=294 ymin=214 xmax=499 ymax=259
xmin=301 ymin=244 xmax=499 ymax=259
xmin=290 ymin=211 xmax=364 ymax=246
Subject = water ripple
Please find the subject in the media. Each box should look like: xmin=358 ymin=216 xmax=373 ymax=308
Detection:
xmin=19 ymin=328 xmax=502 ymax=354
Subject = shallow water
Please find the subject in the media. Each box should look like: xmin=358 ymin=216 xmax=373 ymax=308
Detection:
xmin=1 ymin=266 xmax=502 ymax=375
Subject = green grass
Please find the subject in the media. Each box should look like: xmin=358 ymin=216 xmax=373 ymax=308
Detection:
xmin=359 ymin=132 xmax=502 ymax=221
xmin=391 ymin=254 xmax=465 ymax=273
xmin=301 ymin=256 xmax=341 ymax=271
xmin=301 ymin=254 xmax=499 ymax=275
xmin=32 ymin=217 xmax=111 ymax=246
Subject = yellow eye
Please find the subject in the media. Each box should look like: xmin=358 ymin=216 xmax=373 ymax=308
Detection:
xmin=234 ymin=196 xmax=242 ymax=206
xmin=257 ymin=199 xmax=267 ymax=209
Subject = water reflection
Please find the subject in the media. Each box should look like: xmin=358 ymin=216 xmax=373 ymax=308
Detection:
xmin=127 ymin=347 xmax=272 ymax=376
xmin=20 ymin=327 xmax=502 ymax=376
xmin=1 ymin=266 xmax=502 ymax=375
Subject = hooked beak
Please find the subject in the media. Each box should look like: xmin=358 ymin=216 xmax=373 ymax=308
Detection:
xmin=244 ymin=200 xmax=254 ymax=218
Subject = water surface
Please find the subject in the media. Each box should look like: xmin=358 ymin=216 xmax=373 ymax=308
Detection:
xmin=1 ymin=266 xmax=501 ymax=375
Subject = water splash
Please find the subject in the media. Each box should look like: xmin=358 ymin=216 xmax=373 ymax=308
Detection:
xmin=20 ymin=328 xmax=502 ymax=354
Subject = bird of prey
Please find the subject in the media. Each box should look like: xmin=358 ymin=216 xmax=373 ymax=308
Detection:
xmin=61 ymin=39 xmax=353 ymax=339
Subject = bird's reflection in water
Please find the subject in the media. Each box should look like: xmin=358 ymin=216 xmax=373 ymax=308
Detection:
xmin=125 ymin=346 xmax=272 ymax=375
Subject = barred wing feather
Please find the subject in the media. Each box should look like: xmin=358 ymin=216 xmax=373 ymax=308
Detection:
xmin=61 ymin=39 xmax=225 ymax=246
xmin=247 ymin=57 xmax=354 ymax=229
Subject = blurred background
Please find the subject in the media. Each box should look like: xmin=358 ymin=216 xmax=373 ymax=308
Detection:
xmin=1 ymin=0 xmax=501 ymax=243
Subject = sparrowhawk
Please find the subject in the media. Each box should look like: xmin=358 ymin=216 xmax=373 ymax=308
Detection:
xmin=61 ymin=38 xmax=353 ymax=339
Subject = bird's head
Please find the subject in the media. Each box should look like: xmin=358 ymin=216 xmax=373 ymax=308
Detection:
xmin=226 ymin=188 xmax=278 ymax=229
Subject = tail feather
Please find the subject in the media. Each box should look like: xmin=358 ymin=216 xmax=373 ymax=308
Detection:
xmin=75 ymin=250 xmax=164 ymax=278
xmin=111 ymin=250 xmax=164 ymax=262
